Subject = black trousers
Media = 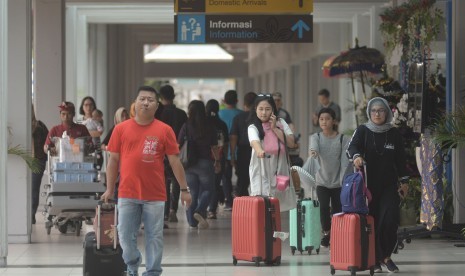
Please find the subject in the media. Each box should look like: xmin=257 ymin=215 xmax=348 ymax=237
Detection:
xmin=208 ymin=157 xmax=225 ymax=213
xmin=369 ymin=189 xmax=400 ymax=262
xmin=316 ymin=185 xmax=342 ymax=232
xmin=31 ymin=159 xmax=46 ymax=221
xmin=235 ymin=146 xmax=252 ymax=197
xmin=222 ymin=161 xmax=234 ymax=207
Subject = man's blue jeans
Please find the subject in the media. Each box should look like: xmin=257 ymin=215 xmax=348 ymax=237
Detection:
xmin=118 ymin=198 xmax=164 ymax=276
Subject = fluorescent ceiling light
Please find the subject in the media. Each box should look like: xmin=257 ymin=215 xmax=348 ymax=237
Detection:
xmin=144 ymin=44 xmax=234 ymax=62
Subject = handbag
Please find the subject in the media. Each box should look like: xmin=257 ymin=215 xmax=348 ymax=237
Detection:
xmin=179 ymin=124 xmax=197 ymax=168
xmin=179 ymin=140 xmax=189 ymax=167
xmin=275 ymin=127 xmax=291 ymax=192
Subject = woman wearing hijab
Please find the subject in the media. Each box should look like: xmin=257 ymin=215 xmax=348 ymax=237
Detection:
xmin=347 ymin=97 xmax=409 ymax=273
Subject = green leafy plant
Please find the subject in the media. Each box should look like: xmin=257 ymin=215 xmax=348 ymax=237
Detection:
xmin=431 ymin=107 xmax=465 ymax=152
xmin=7 ymin=126 xmax=41 ymax=173
xmin=7 ymin=145 xmax=41 ymax=174
xmin=379 ymin=0 xmax=444 ymax=63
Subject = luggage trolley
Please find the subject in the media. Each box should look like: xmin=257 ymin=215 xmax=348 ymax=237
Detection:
xmin=42 ymin=136 xmax=106 ymax=236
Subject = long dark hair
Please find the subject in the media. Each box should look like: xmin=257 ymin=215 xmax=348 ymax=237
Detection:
xmin=248 ymin=94 xmax=278 ymax=140
xmin=205 ymin=99 xmax=220 ymax=117
xmin=187 ymin=100 xmax=209 ymax=139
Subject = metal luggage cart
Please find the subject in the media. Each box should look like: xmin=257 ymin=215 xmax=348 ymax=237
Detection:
xmin=42 ymin=137 xmax=105 ymax=236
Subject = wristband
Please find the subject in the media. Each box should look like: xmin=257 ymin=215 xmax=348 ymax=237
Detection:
xmin=181 ymin=188 xmax=190 ymax=193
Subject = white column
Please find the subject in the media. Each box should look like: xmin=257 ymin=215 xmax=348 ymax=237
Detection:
xmin=91 ymin=24 xmax=108 ymax=127
xmin=33 ymin=0 xmax=65 ymax=131
xmin=7 ymin=0 xmax=32 ymax=243
xmin=0 ymin=0 xmax=9 ymax=266
xmin=452 ymin=0 xmax=465 ymax=223
xmin=351 ymin=13 xmax=372 ymax=126
xmin=66 ymin=5 xmax=88 ymax=104
xmin=370 ymin=5 xmax=384 ymax=51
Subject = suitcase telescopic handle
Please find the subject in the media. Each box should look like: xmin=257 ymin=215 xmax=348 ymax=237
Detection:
xmin=258 ymin=154 xmax=271 ymax=196
xmin=301 ymin=205 xmax=306 ymax=237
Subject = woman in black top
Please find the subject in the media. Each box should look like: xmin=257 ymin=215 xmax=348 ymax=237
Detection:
xmin=347 ymin=97 xmax=409 ymax=273
xmin=205 ymin=100 xmax=229 ymax=219
xmin=178 ymin=100 xmax=219 ymax=229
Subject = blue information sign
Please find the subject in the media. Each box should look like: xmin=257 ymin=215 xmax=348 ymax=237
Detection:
xmin=175 ymin=14 xmax=313 ymax=43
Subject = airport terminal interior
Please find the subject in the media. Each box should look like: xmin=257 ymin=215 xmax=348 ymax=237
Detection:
xmin=1 ymin=0 xmax=465 ymax=275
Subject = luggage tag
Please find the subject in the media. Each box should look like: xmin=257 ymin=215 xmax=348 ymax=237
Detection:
xmin=273 ymin=231 xmax=289 ymax=241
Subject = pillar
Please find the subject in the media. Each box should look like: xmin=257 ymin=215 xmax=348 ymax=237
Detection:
xmin=0 ymin=0 xmax=9 ymax=266
xmin=7 ymin=0 xmax=33 ymax=244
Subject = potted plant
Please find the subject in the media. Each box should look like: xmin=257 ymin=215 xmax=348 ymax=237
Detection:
xmin=399 ymin=177 xmax=422 ymax=226
xmin=431 ymin=107 xmax=465 ymax=236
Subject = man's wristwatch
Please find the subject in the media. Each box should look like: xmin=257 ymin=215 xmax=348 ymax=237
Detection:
xmin=181 ymin=188 xmax=190 ymax=193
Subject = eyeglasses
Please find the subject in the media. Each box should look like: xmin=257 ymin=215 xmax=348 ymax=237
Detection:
xmin=258 ymin=94 xmax=272 ymax=97
xmin=370 ymin=109 xmax=386 ymax=115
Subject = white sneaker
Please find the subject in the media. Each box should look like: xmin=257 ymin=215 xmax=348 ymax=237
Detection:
xmin=193 ymin=213 xmax=209 ymax=229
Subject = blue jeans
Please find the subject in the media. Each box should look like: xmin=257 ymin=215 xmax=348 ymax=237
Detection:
xmin=185 ymin=159 xmax=214 ymax=226
xmin=118 ymin=198 xmax=164 ymax=276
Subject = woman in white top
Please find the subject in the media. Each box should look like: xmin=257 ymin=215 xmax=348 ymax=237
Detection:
xmin=248 ymin=94 xmax=296 ymax=210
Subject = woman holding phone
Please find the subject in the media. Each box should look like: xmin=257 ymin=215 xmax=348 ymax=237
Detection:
xmin=247 ymin=94 xmax=296 ymax=211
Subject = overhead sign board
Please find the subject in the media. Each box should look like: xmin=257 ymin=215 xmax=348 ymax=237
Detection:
xmin=175 ymin=0 xmax=313 ymax=14
xmin=175 ymin=14 xmax=312 ymax=43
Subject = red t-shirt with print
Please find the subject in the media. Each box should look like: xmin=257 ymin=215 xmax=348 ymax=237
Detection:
xmin=107 ymin=119 xmax=179 ymax=201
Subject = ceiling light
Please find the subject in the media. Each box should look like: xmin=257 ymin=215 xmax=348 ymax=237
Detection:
xmin=144 ymin=44 xmax=234 ymax=62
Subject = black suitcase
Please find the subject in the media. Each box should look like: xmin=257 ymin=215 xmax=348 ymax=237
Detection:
xmin=83 ymin=201 xmax=126 ymax=276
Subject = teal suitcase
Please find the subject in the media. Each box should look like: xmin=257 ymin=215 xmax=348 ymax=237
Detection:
xmin=290 ymin=198 xmax=321 ymax=255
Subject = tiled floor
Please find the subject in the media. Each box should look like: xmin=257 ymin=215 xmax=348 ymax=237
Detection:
xmin=2 ymin=209 xmax=465 ymax=275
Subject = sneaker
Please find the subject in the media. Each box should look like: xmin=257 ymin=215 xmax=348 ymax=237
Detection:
xmin=193 ymin=212 xmax=209 ymax=229
xmin=382 ymin=258 xmax=399 ymax=273
xmin=320 ymin=233 xmax=330 ymax=247
xmin=168 ymin=210 xmax=178 ymax=222
xmin=207 ymin=212 xmax=217 ymax=219
xmin=163 ymin=223 xmax=169 ymax=229
xmin=124 ymin=271 xmax=138 ymax=276
xmin=223 ymin=206 xmax=232 ymax=211
xmin=374 ymin=262 xmax=382 ymax=273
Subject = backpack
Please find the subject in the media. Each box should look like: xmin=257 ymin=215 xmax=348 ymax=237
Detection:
xmin=340 ymin=169 xmax=372 ymax=214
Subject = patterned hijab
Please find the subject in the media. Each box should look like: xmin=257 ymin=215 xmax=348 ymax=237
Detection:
xmin=365 ymin=97 xmax=393 ymax=133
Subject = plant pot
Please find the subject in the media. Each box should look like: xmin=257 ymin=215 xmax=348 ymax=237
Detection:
xmin=400 ymin=206 xmax=417 ymax=226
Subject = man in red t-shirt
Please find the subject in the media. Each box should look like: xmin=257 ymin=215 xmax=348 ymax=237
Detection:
xmin=101 ymin=86 xmax=192 ymax=276
xmin=43 ymin=101 xmax=91 ymax=155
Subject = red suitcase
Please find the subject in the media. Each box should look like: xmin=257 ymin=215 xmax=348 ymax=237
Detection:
xmin=330 ymin=213 xmax=375 ymax=276
xmin=231 ymin=196 xmax=281 ymax=266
